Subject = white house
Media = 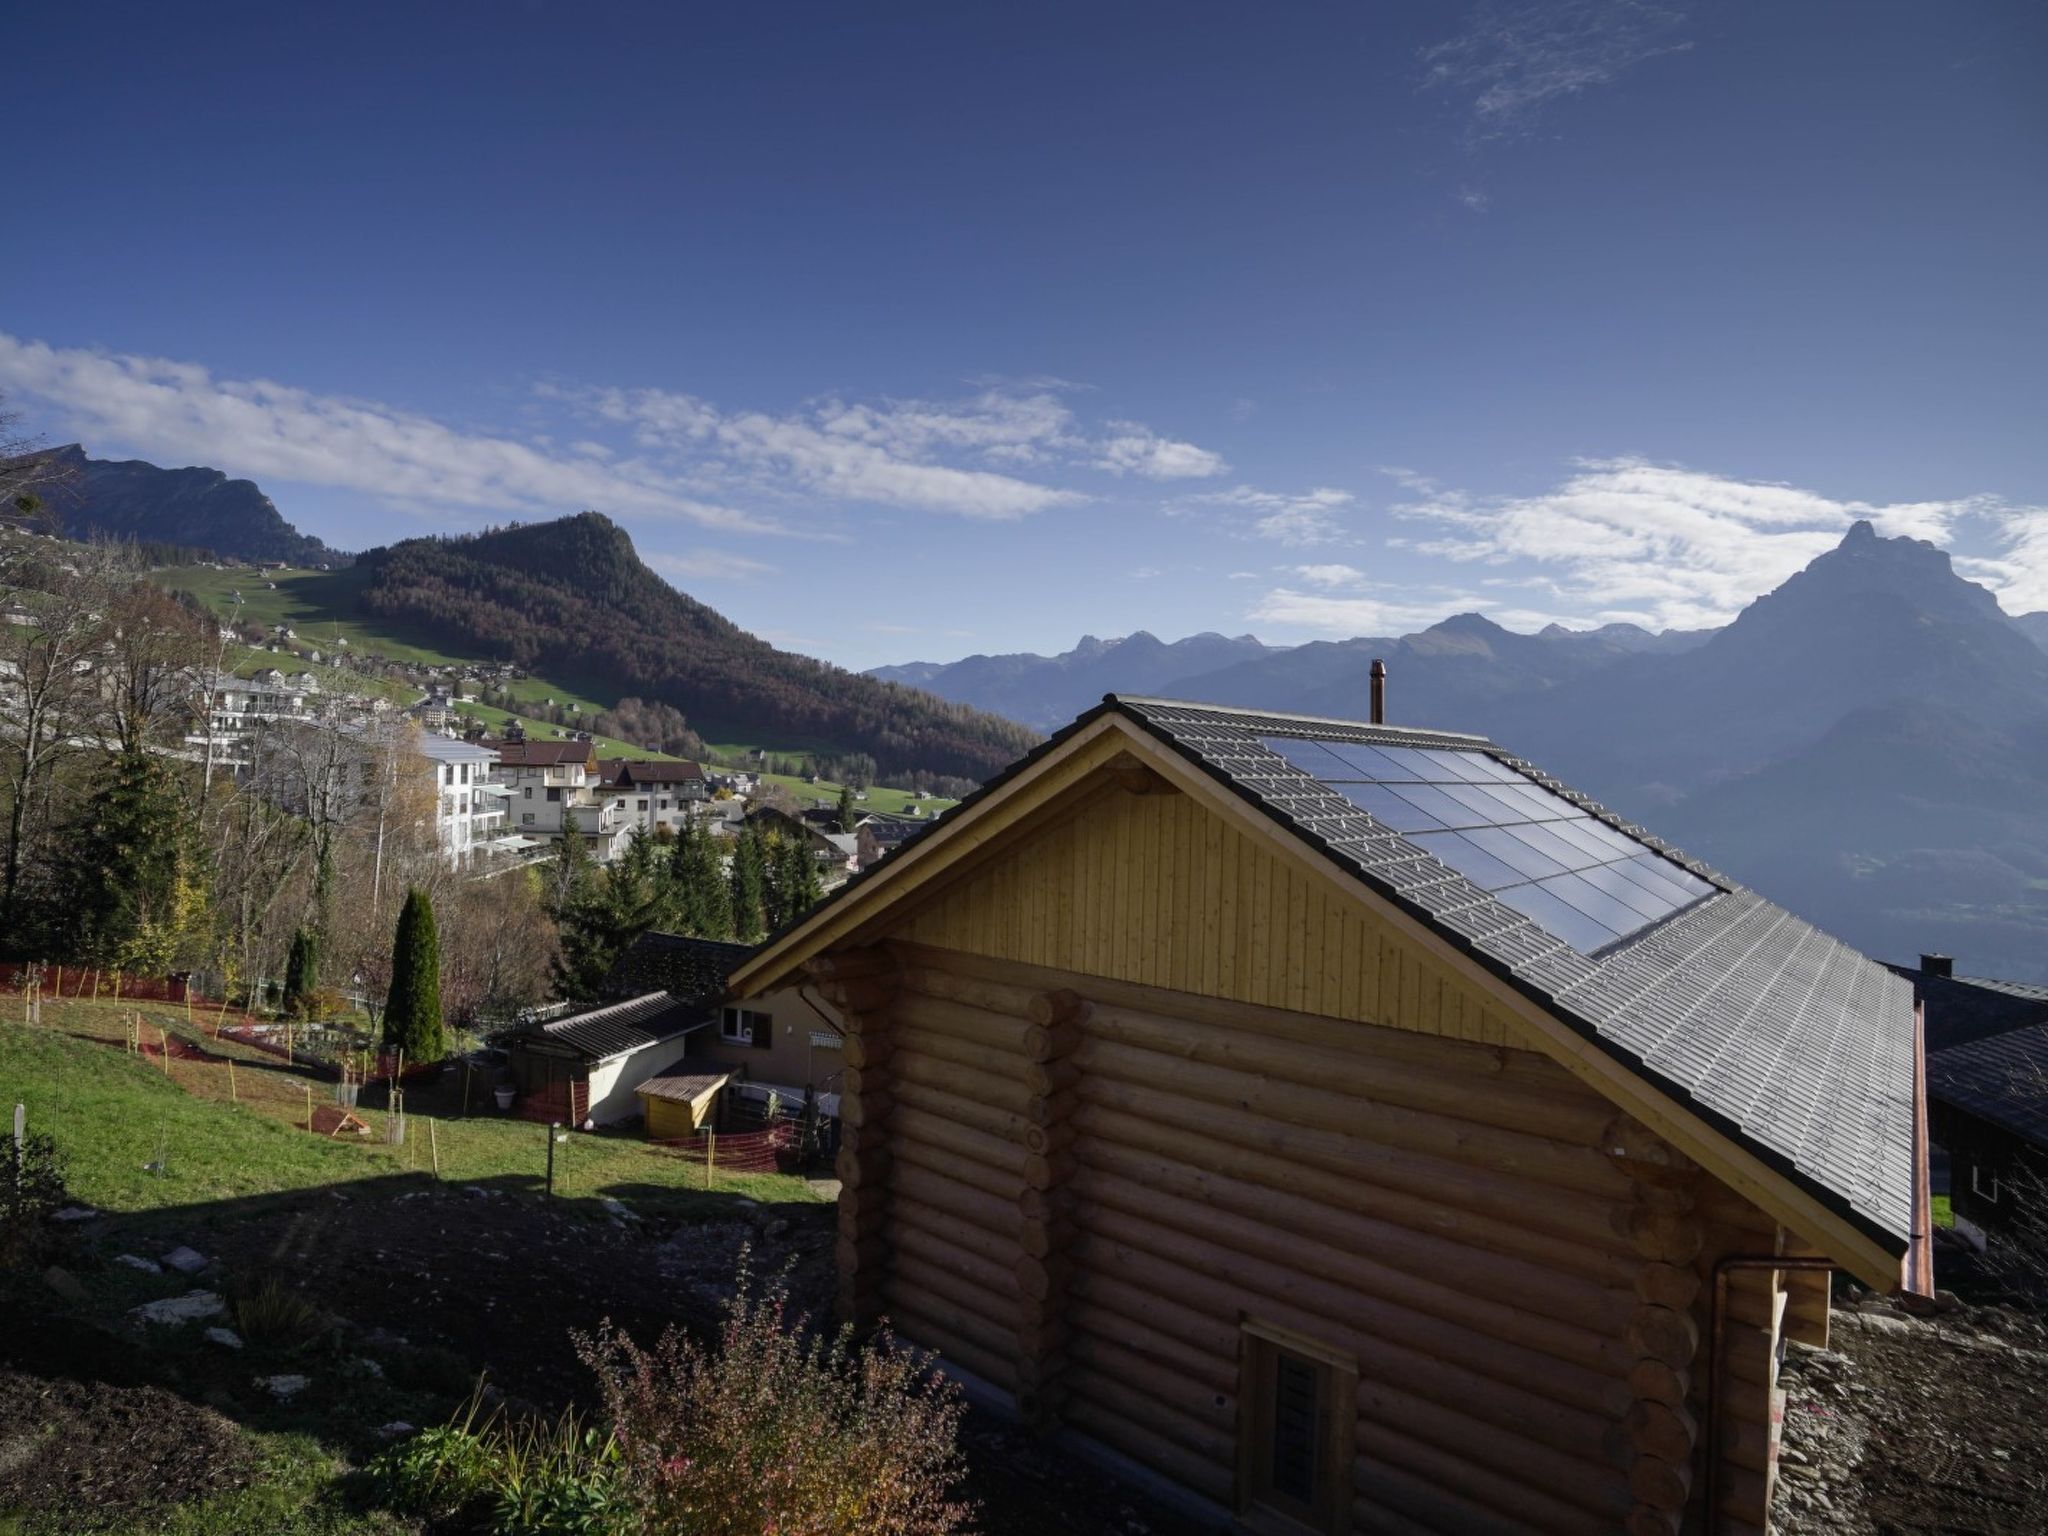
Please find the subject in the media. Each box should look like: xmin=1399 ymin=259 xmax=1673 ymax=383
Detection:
xmin=414 ymin=734 xmax=507 ymax=869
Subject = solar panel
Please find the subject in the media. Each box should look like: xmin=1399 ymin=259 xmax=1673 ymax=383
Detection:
xmin=1261 ymin=735 xmax=1716 ymax=954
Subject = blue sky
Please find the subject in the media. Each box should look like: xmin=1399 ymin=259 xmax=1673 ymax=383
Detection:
xmin=4 ymin=0 xmax=2044 ymax=669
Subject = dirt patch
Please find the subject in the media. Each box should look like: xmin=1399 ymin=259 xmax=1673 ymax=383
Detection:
xmin=0 ymin=1365 xmax=257 ymax=1518
xmin=1777 ymin=1298 xmax=2048 ymax=1534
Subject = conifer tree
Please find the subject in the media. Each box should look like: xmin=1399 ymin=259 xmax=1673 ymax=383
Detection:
xmin=282 ymin=926 xmax=319 ymax=1017
xmin=729 ymin=822 xmax=768 ymax=943
xmin=382 ymin=886 xmax=445 ymax=1062
xmin=835 ymin=782 xmax=857 ymax=834
xmin=56 ymin=749 xmax=208 ymax=971
xmin=766 ymin=830 xmax=823 ymax=930
xmin=668 ymin=815 xmax=732 ymax=939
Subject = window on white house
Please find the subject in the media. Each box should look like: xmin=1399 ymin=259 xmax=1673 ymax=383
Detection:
xmin=638 ymin=799 xmax=649 ymax=811
xmin=1236 ymin=1322 xmax=1355 ymax=1536
xmin=1973 ymin=1163 xmax=2002 ymax=1204
xmin=721 ymin=1007 xmax=771 ymax=1046
xmin=523 ymin=787 xmax=533 ymax=799
xmin=546 ymin=787 xmax=561 ymax=801
xmin=522 ymin=813 xmax=535 ymax=825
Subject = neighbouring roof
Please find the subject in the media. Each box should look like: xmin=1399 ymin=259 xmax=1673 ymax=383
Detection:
xmin=415 ymin=735 xmax=499 ymax=766
xmin=636 ymin=1069 xmax=732 ymax=1106
xmin=1929 ymin=1022 xmax=2048 ymax=1149
xmin=522 ymin=991 xmax=706 ymax=1061
xmin=494 ymin=740 xmax=593 ymax=769
xmin=605 ymin=931 xmax=755 ymax=1003
xmin=609 ymin=758 xmax=706 ymax=785
xmin=1888 ymin=964 xmax=2048 ymax=1054
xmin=737 ymin=694 xmax=1921 ymax=1260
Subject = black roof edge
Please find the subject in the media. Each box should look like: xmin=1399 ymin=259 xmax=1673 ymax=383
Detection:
xmin=1106 ymin=699 xmax=1909 ymax=1262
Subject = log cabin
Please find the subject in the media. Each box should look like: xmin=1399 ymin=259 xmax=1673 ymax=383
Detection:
xmin=729 ymin=695 xmax=1931 ymax=1536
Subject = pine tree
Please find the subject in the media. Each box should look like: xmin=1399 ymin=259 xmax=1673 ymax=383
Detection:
xmin=383 ymin=886 xmax=446 ymax=1062
xmin=835 ymin=782 xmax=857 ymax=834
xmin=282 ymin=926 xmax=320 ymax=1018
xmin=667 ymin=816 xmax=732 ymax=939
xmin=729 ymin=822 xmax=768 ymax=943
xmin=56 ymin=750 xmax=208 ymax=970
xmin=765 ymin=831 xmax=823 ymax=931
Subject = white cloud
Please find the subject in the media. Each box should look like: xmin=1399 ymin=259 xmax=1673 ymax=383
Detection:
xmin=1292 ymin=563 xmax=1367 ymax=587
xmin=1190 ymin=485 xmax=1355 ymax=547
xmin=1250 ymin=585 xmax=1492 ymax=638
xmin=646 ymin=549 xmax=776 ymax=583
xmin=1421 ymin=0 xmax=1691 ymax=142
xmin=1095 ymin=424 xmax=1228 ymax=480
xmin=1386 ymin=456 xmax=2025 ymax=631
xmin=0 ymin=332 xmax=772 ymax=533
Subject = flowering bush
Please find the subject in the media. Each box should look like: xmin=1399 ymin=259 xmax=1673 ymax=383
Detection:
xmin=576 ymin=1261 xmax=972 ymax=1535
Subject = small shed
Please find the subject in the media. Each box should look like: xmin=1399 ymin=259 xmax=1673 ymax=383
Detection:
xmin=636 ymin=1070 xmax=733 ymax=1138
xmin=506 ymin=992 xmax=709 ymax=1125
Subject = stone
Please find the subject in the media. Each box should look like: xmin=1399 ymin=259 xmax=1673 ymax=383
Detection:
xmin=205 ymin=1327 xmax=245 ymax=1350
xmin=115 ymin=1253 xmax=161 ymax=1273
xmin=1858 ymin=1311 xmax=1913 ymax=1339
xmin=601 ymin=1198 xmax=639 ymax=1221
xmin=160 ymin=1246 xmax=210 ymax=1276
xmin=130 ymin=1290 xmax=226 ymax=1325
xmin=377 ymin=1421 xmax=415 ymax=1438
xmin=43 ymin=1265 xmax=86 ymax=1303
xmin=257 ymin=1373 xmax=310 ymax=1400
xmin=52 ymin=1205 xmax=99 ymax=1223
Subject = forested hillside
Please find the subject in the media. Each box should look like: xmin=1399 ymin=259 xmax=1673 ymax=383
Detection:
xmin=354 ymin=513 xmax=1040 ymax=784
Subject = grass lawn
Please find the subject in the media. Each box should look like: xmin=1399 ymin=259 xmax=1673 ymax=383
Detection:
xmin=1 ymin=1002 xmax=825 ymax=1218
xmin=1932 ymin=1193 xmax=1954 ymax=1229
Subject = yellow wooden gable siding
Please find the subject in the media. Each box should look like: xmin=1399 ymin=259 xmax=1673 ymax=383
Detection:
xmin=892 ymin=782 xmax=1534 ymax=1048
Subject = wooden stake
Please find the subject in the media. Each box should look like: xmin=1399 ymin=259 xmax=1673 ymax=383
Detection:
xmin=429 ymin=1117 xmax=440 ymax=1178
xmin=304 ymin=1084 xmax=313 ymax=1132
xmin=228 ymin=1059 xmax=238 ymax=1103
xmin=91 ymin=969 xmax=99 ymax=1002
xmin=112 ymin=971 xmax=121 ymax=1002
xmin=286 ymin=1023 xmax=293 ymax=1068
xmin=706 ymin=1130 xmax=716 ymax=1191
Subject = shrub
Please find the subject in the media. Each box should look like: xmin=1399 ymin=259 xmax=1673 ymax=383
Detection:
xmin=367 ymin=1394 xmax=630 ymax=1535
xmin=576 ymin=1257 xmax=972 ymax=1536
xmin=366 ymin=1416 xmax=495 ymax=1526
xmin=229 ymin=1274 xmax=334 ymax=1354
xmin=0 ymin=1131 xmax=68 ymax=1271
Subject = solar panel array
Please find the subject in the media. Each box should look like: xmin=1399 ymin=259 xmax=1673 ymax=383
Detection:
xmin=1261 ymin=735 xmax=1717 ymax=954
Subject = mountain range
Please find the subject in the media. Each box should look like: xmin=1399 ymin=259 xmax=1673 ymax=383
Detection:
xmin=28 ymin=445 xmax=348 ymax=567
xmin=875 ymin=523 xmax=2048 ymax=981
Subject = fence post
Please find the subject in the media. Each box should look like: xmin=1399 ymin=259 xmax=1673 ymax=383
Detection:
xmin=428 ymin=1117 xmax=440 ymax=1179
xmin=12 ymin=1103 xmax=23 ymax=1186
xmin=304 ymin=1084 xmax=313 ymax=1132
xmin=227 ymin=1059 xmax=237 ymax=1103
xmin=91 ymin=969 xmax=99 ymax=1002
xmin=706 ymin=1130 xmax=716 ymax=1192
xmin=546 ymin=1120 xmax=559 ymax=1199
xmin=159 ymin=1025 xmax=171 ymax=1077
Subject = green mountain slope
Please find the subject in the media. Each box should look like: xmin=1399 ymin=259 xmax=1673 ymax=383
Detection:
xmin=352 ymin=513 xmax=1039 ymax=783
xmin=31 ymin=444 xmax=346 ymax=566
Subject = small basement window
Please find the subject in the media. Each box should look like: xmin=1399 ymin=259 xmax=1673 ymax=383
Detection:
xmin=1237 ymin=1321 xmax=1355 ymax=1536
xmin=722 ymin=1007 xmax=771 ymax=1046
xmin=1973 ymin=1163 xmax=2002 ymax=1204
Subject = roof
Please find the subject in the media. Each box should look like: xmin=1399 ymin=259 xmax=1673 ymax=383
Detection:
xmin=494 ymin=740 xmax=594 ymax=769
xmin=414 ymin=735 xmax=498 ymax=766
xmin=1887 ymin=964 xmax=2048 ymax=1054
xmin=522 ymin=991 xmax=706 ymax=1061
xmin=1928 ymin=1022 xmax=2048 ymax=1148
xmin=604 ymin=931 xmax=755 ymax=1002
xmin=733 ymin=694 xmax=1922 ymax=1271
xmin=636 ymin=1069 xmax=732 ymax=1106
xmin=608 ymin=758 xmax=706 ymax=785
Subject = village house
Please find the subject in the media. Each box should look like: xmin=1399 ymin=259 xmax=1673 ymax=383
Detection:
xmin=503 ymin=990 xmax=709 ymax=1126
xmin=855 ymin=812 xmax=926 ymax=869
xmin=745 ymin=803 xmax=859 ymax=878
xmin=182 ymin=670 xmax=314 ymax=772
xmin=492 ymin=735 xmax=632 ymax=861
xmin=413 ymin=733 xmax=507 ymax=869
xmin=729 ymin=693 xmax=1929 ymax=1536
xmin=606 ymin=930 xmax=845 ymax=1131
xmin=598 ymin=757 xmax=710 ymax=837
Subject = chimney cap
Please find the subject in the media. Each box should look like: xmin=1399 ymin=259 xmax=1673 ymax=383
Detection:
xmin=1919 ymin=953 xmax=1954 ymax=978
xmin=1368 ymin=656 xmax=1387 ymax=725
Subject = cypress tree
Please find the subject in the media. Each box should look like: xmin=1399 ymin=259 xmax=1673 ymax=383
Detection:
xmin=282 ymin=926 xmax=319 ymax=1018
xmin=729 ymin=823 xmax=768 ymax=943
xmin=382 ymin=886 xmax=445 ymax=1062
xmin=835 ymin=782 xmax=857 ymax=834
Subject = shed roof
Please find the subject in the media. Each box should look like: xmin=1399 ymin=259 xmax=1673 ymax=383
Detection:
xmin=636 ymin=1070 xmax=732 ymax=1106
xmin=1928 ymin=1022 xmax=2048 ymax=1149
xmin=1887 ymin=963 xmax=2048 ymax=1054
xmin=523 ymin=991 xmax=706 ymax=1062
xmin=731 ymin=695 xmax=1923 ymax=1278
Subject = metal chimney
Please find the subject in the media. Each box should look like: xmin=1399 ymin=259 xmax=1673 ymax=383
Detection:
xmin=1369 ymin=658 xmax=1387 ymax=725
xmin=1919 ymin=953 xmax=1954 ymax=978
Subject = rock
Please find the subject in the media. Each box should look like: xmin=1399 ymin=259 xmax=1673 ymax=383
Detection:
xmin=115 ymin=1253 xmax=162 ymax=1273
xmin=160 ymin=1245 xmax=210 ymax=1276
xmin=764 ymin=1218 xmax=790 ymax=1241
xmin=257 ymin=1373 xmax=310 ymax=1400
xmin=350 ymin=1357 xmax=384 ymax=1379
xmin=205 ymin=1327 xmax=245 ymax=1350
xmin=1858 ymin=1311 xmax=1913 ymax=1339
xmin=53 ymin=1205 xmax=99 ymax=1223
xmin=130 ymin=1290 xmax=226 ymax=1325
xmin=43 ymin=1265 xmax=86 ymax=1303
xmin=601 ymin=1198 xmax=639 ymax=1222
xmin=377 ymin=1420 xmax=415 ymax=1438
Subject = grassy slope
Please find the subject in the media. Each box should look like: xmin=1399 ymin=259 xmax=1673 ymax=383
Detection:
xmin=159 ymin=562 xmax=957 ymax=815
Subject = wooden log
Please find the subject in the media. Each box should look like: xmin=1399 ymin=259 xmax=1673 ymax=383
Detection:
xmin=883 ymin=1273 xmax=1016 ymax=1356
xmin=1064 ymin=1366 xmax=1231 ymax=1462
xmin=1073 ymin=1140 xmax=1637 ymax=1332
xmin=1625 ymin=1505 xmax=1684 ymax=1536
xmin=1715 ymin=1460 xmax=1772 ymax=1526
xmin=1076 ymin=1169 xmax=1634 ymax=1372
xmin=841 ymin=1032 xmax=894 ymax=1070
xmin=892 ymin=993 xmax=1033 ymax=1055
xmin=1356 ymin=1380 xmax=1632 ymax=1517
xmin=1628 ymin=1358 xmax=1689 ymax=1409
xmin=891 ymin=1048 xmax=1033 ymax=1116
xmin=1635 ymin=1261 xmax=1702 ymax=1311
xmin=808 ymin=948 xmax=897 ymax=983
xmin=887 ymin=1132 xmax=1021 ymax=1200
xmin=1625 ymin=1399 xmax=1696 ymax=1464
xmin=888 ymin=1250 xmax=1017 ymax=1331
xmin=1358 ymin=1420 xmax=1598 ymax=1536
xmin=1061 ymin=1398 xmax=1234 ymax=1506
xmin=1068 ymin=1305 xmax=1235 ymax=1395
xmin=891 ymin=1023 xmax=1021 ymax=1078
xmin=1021 ymin=1150 xmax=1077 ymax=1190
xmin=1354 ymin=1473 xmax=1531 ymax=1536
xmin=1017 ymin=1215 xmax=1071 ymax=1260
xmin=840 ymin=1089 xmax=894 ymax=1129
xmin=891 ymin=1160 xmax=1023 ymax=1237
xmin=1023 ymin=1120 xmax=1077 ymax=1156
xmin=890 ymin=1102 xmax=1028 ymax=1172
xmin=1620 ymin=1204 xmax=1704 ymax=1264
xmin=815 ymin=977 xmax=894 ymax=1013
xmin=888 ymin=1218 xmax=1021 ymax=1299
xmin=889 ymin=1201 xmax=1016 ymax=1269
xmin=835 ymin=1142 xmax=890 ymax=1188
xmin=1625 ymin=1305 xmax=1700 ymax=1370
xmin=891 ymin=1077 xmax=1032 ymax=1146
xmin=1027 ymin=988 xmax=1088 ymax=1028
xmin=901 ymin=964 xmax=1048 ymax=1022
xmin=1014 ymin=1254 xmax=1070 ymax=1302
xmin=1628 ymin=1453 xmax=1691 ymax=1515
xmin=1076 ymin=1100 xmax=1639 ymax=1283
xmin=1084 ymin=1003 xmax=1615 ymax=1145
xmin=1072 ymin=1204 xmax=1636 ymax=1401
xmin=1023 ymin=1059 xmax=1083 ymax=1098
xmin=887 ymin=1304 xmax=1016 ymax=1390
xmin=1075 ymin=1050 xmax=1631 ymax=1198
xmin=1023 ymin=1019 xmax=1085 ymax=1062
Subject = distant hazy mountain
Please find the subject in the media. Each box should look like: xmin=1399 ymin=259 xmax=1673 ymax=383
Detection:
xmin=869 ymin=630 xmax=1281 ymax=731
xmin=2010 ymin=610 xmax=2048 ymax=653
xmin=28 ymin=445 xmax=346 ymax=566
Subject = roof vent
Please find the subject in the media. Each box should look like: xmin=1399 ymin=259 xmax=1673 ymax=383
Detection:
xmin=1920 ymin=953 xmax=1954 ymax=978
xmin=1369 ymin=658 xmax=1387 ymax=725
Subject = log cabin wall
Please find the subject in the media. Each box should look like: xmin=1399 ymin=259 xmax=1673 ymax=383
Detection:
xmin=829 ymin=777 xmax=1799 ymax=1534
